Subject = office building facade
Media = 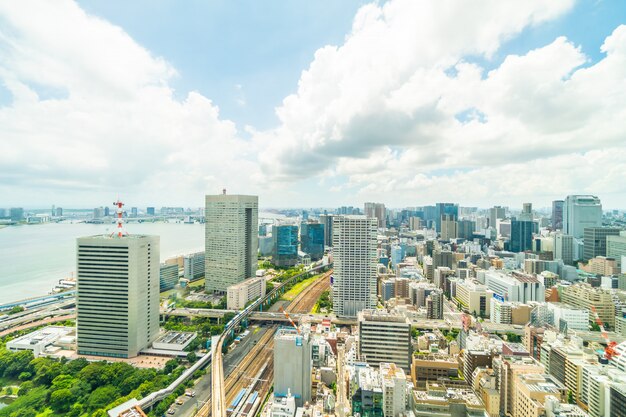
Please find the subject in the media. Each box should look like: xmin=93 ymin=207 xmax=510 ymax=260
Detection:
xmin=435 ymin=203 xmax=458 ymax=233
xmin=300 ymin=222 xmax=324 ymax=261
xmin=563 ymin=195 xmax=602 ymax=239
xmin=509 ymin=219 xmax=534 ymax=253
xmin=552 ymin=200 xmax=564 ymax=230
xmin=76 ymin=234 xmax=159 ymax=358
xmin=274 ymin=328 xmax=312 ymax=407
xmin=358 ymin=310 xmax=412 ymax=371
xmin=333 ymin=215 xmax=377 ymax=317
xmin=364 ymin=202 xmax=386 ymax=229
xmin=272 ymin=224 xmax=299 ymax=267
xmin=205 ymin=194 xmax=258 ymax=293
xmin=583 ymin=227 xmax=621 ymax=261
xmin=319 ymin=214 xmax=334 ymax=247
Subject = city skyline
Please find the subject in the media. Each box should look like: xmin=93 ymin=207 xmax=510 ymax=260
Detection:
xmin=1 ymin=1 xmax=626 ymax=208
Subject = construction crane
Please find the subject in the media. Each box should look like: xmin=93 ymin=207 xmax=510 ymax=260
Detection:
xmin=590 ymin=305 xmax=619 ymax=360
xmin=279 ymin=306 xmax=300 ymax=334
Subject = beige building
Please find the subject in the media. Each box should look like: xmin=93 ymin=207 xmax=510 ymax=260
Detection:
xmin=358 ymin=309 xmax=412 ymax=371
xmin=579 ymin=256 xmax=619 ymax=276
xmin=205 ymin=193 xmax=258 ymax=293
xmin=412 ymin=382 xmax=486 ymax=417
xmin=411 ymin=354 xmax=459 ymax=387
xmin=380 ymin=363 xmax=407 ymax=417
xmin=226 ymin=276 xmax=266 ymax=310
xmin=561 ymin=283 xmax=615 ymax=328
xmin=514 ymin=374 xmax=567 ymax=417
xmin=494 ymin=355 xmax=545 ymax=417
xmin=455 ymin=279 xmax=493 ymax=317
xmin=77 ymin=234 xmax=159 ymax=358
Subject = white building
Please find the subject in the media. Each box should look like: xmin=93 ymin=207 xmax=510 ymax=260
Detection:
xmin=332 ymin=215 xmax=377 ymax=317
xmin=77 ymin=233 xmax=159 ymax=358
xmin=6 ymin=326 xmax=75 ymax=357
xmin=183 ymin=251 xmax=205 ymax=281
xmin=563 ymin=195 xmax=602 ymax=239
xmin=380 ymin=363 xmax=407 ymax=417
xmin=205 ymin=193 xmax=258 ymax=293
xmin=270 ymin=390 xmax=297 ymax=417
xmin=227 ymin=276 xmax=266 ymax=310
xmin=546 ymin=303 xmax=589 ymax=331
xmin=358 ymin=309 xmax=412 ymax=371
xmin=274 ymin=328 xmax=312 ymax=407
xmin=484 ymin=270 xmax=545 ymax=303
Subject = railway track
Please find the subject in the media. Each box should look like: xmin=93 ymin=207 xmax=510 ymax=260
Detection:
xmin=194 ymin=269 xmax=332 ymax=417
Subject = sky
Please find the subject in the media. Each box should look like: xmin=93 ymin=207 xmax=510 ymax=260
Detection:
xmin=1 ymin=0 xmax=626 ymax=210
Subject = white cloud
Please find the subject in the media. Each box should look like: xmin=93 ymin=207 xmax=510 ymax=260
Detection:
xmin=0 ymin=0 xmax=259 ymax=206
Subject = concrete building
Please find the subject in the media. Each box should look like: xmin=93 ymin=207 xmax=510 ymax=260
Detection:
xmin=364 ymin=202 xmax=387 ymax=229
xmin=358 ymin=309 xmax=412 ymax=371
xmin=274 ymin=328 xmax=312 ymax=407
xmin=455 ymin=279 xmax=493 ymax=318
xmin=319 ymin=214 xmax=334 ymax=247
xmin=607 ymin=233 xmax=626 ymax=269
xmin=561 ymin=284 xmax=615 ymax=328
xmin=152 ymin=332 xmax=197 ymax=351
xmin=412 ymin=383 xmax=485 ymax=417
xmin=411 ymin=354 xmax=459 ymax=386
xmin=272 ymin=224 xmax=299 ymax=268
xmin=554 ymin=233 xmax=574 ymax=265
xmin=435 ymin=203 xmax=458 ymax=233
xmin=77 ymin=234 xmax=159 ymax=358
xmin=583 ymin=227 xmax=621 ymax=261
xmin=226 ymin=276 xmax=266 ymax=310
xmin=579 ymin=256 xmax=619 ymax=276
xmin=159 ymin=263 xmax=179 ymax=291
xmin=183 ymin=251 xmax=205 ymax=281
xmin=510 ymin=219 xmax=534 ymax=253
xmin=484 ymin=271 xmax=545 ymax=303
xmin=552 ymin=200 xmax=564 ymax=230
xmin=426 ymin=290 xmax=444 ymax=319
xmin=490 ymin=206 xmax=506 ymax=229
xmin=563 ymin=195 xmax=602 ymax=239
xmin=457 ymin=219 xmax=476 ymax=240
xmin=300 ymin=222 xmax=324 ymax=261
xmin=9 ymin=207 xmax=24 ymax=221
xmin=380 ymin=363 xmax=407 ymax=417
xmin=440 ymin=214 xmax=457 ymax=241
xmin=205 ymin=193 xmax=258 ymax=293
xmin=494 ymin=355 xmax=545 ymax=417
xmin=333 ymin=215 xmax=377 ymax=317
xmin=6 ymin=326 xmax=75 ymax=357
xmin=514 ymin=374 xmax=567 ymax=417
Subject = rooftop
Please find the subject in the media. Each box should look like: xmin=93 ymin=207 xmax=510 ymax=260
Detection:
xmin=154 ymin=331 xmax=196 ymax=345
xmin=518 ymin=374 xmax=565 ymax=394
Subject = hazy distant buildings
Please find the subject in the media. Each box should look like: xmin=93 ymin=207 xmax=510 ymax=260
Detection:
xmin=76 ymin=234 xmax=159 ymax=358
xmin=333 ymin=215 xmax=377 ymax=317
xmin=205 ymin=193 xmax=258 ymax=293
xmin=300 ymin=222 xmax=324 ymax=261
xmin=440 ymin=214 xmax=457 ymax=241
xmin=552 ymin=200 xmax=564 ymax=230
xmin=489 ymin=206 xmax=506 ymax=229
xmin=9 ymin=207 xmax=24 ymax=221
xmin=364 ymin=202 xmax=386 ymax=229
xmin=553 ymin=233 xmax=574 ymax=265
xmin=435 ymin=203 xmax=458 ymax=233
xmin=563 ymin=195 xmax=602 ymax=238
xmin=272 ymin=224 xmax=299 ymax=268
xmin=146 ymin=207 xmax=155 ymax=216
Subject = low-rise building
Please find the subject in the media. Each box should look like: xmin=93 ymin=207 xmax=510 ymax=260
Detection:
xmin=412 ymin=382 xmax=486 ymax=417
xmin=227 ymin=276 xmax=266 ymax=310
xmin=6 ymin=326 xmax=75 ymax=357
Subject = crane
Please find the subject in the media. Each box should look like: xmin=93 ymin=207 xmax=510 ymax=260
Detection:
xmin=590 ymin=305 xmax=619 ymax=360
xmin=279 ymin=306 xmax=300 ymax=334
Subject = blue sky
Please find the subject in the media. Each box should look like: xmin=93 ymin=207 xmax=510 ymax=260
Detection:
xmin=1 ymin=0 xmax=626 ymax=209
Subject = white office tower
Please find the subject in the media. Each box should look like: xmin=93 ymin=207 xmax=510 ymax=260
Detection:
xmin=273 ymin=328 xmax=312 ymax=407
xmin=332 ymin=215 xmax=377 ymax=317
xmin=563 ymin=195 xmax=602 ymax=239
xmin=205 ymin=193 xmax=258 ymax=293
xmin=380 ymin=363 xmax=407 ymax=417
xmin=76 ymin=234 xmax=159 ymax=358
xmin=358 ymin=310 xmax=412 ymax=371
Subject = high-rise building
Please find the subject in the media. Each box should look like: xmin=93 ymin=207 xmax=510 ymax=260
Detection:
xmin=520 ymin=203 xmax=533 ymax=221
xmin=300 ymin=222 xmax=324 ymax=261
xmin=9 ymin=207 xmax=24 ymax=221
xmin=440 ymin=214 xmax=457 ymax=241
xmin=583 ymin=227 xmax=621 ymax=261
xmin=509 ymin=219 xmax=534 ymax=253
xmin=205 ymin=193 xmax=258 ymax=293
xmin=146 ymin=207 xmax=155 ymax=216
xmin=514 ymin=374 xmax=567 ymax=417
xmin=104 ymin=206 xmax=110 ymax=217
xmin=130 ymin=207 xmax=138 ymax=217
xmin=319 ymin=214 xmax=334 ymax=247
xmin=272 ymin=224 xmax=299 ymax=268
xmin=457 ymin=219 xmax=476 ymax=240
xmin=489 ymin=206 xmax=506 ymax=229
xmin=435 ymin=203 xmax=458 ymax=233
xmin=561 ymin=283 xmax=615 ymax=328
xmin=183 ymin=251 xmax=205 ymax=281
xmin=93 ymin=207 xmax=103 ymax=219
xmin=159 ymin=263 xmax=179 ymax=291
xmin=76 ymin=234 xmax=159 ymax=358
xmin=553 ymin=233 xmax=574 ymax=265
xmin=333 ymin=215 xmax=377 ymax=317
xmin=552 ymin=200 xmax=564 ymax=230
xmin=364 ymin=202 xmax=386 ymax=229
xmin=380 ymin=363 xmax=407 ymax=417
xmin=358 ymin=310 xmax=412 ymax=371
xmin=607 ymin=232 xmax=626 ymax=269
xmin=426 ymin=290 xmax=444 ymax=319
xmin=273 ymin=328 xmax=312 ymax=407
xmin=563 ymin=195 xmax=602 ymax=238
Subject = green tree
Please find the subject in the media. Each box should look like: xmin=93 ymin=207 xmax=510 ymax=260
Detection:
xmin=3 ymin=350 xmax=33 ymax=378
xmin=50 ymin=388 xmax=74 ymax=413
xmin=18 ymin=371 xmax=32 ymax=381
xmin=187 ymin=351 xmax=198 ymax=363
xmin=87 ymin=385 xmax=119 ymax=411
xmin=8 ymin=408 xmax=37 ymax=417
xmin=17 ymin=381 xmax=34 ymax=397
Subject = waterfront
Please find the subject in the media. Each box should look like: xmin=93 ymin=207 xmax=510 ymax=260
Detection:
xmin=0 ymin=221 xmax=205 ymax=304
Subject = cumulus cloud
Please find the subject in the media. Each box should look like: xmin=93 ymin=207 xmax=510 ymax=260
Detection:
xmin=0 ymin=0 xmax=259 ymax=205
xmin=254 ymin=0 xmax=626 ymax=207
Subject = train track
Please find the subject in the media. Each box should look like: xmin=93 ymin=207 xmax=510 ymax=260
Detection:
xmin=194 ymin=270 xmax=332 ymax=417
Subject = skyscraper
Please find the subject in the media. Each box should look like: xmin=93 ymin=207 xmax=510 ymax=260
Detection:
xmin=552 ymin=200 xmax=564 ymax=230
xmin=272 ymin=224 xmax=299 ymax=267
xmin=489 ymin=206 xmax=506 ymax=228
xmin=509 ymin=219 xmax=534 ymax=253
xmin=583 ymin=227 xmax=621 ymax=261
xmin=553 ymin=233 xmax=574 ymax=265
xmin=205 ymin=193 xmax=258 ymax=293
xmin=364 ymin=202 xmax=386 ymax=229
xmin=563 ymin=195 xmax=602 ymax=239
xmin=332 ymin=215 xmax=377 ymax=317
xmin=520 ymin=203 xmax=533 ymax=221
xmin=300 ymin=222 xmax=324 ymax=261
xmin=440 ymin=214 xmax=457 ymax=240
xmin=76 ymin=234 xmax=159 ymax=358
xmin=435 ymin=203 xmax=458 ymax=233
xmin=273 ymin=328 xmax=312 ymax=406
xmin=319 ymin=214 xmax=334 ymax=247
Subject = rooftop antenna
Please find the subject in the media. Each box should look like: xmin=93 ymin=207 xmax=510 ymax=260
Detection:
xmin=222 ymin=188 xmax=227 ymax=195
xmin=111 ymin=198 xmax=128 ymax=238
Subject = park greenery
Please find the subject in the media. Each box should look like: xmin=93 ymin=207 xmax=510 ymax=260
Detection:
xmin=312 ymin=290 xmax=332 ymax=314
xmin=0 ymin=346 xmax=194 ymax=417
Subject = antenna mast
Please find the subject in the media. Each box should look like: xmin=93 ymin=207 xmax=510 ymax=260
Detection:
xmin=112 ymin=199 xmax=128 ymax=238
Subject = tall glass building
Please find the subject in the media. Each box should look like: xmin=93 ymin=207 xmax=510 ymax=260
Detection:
xmin=563 ymin=195 xmax=602 ymax=239
xmin=300 ymin=222 xmax=324 ymax=261
xmin=272 ymin=224 xmax=299 ymax=267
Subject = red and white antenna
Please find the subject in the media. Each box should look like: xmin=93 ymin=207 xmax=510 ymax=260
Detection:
xmin=112 ymin=198 xmax=128 ymax=238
